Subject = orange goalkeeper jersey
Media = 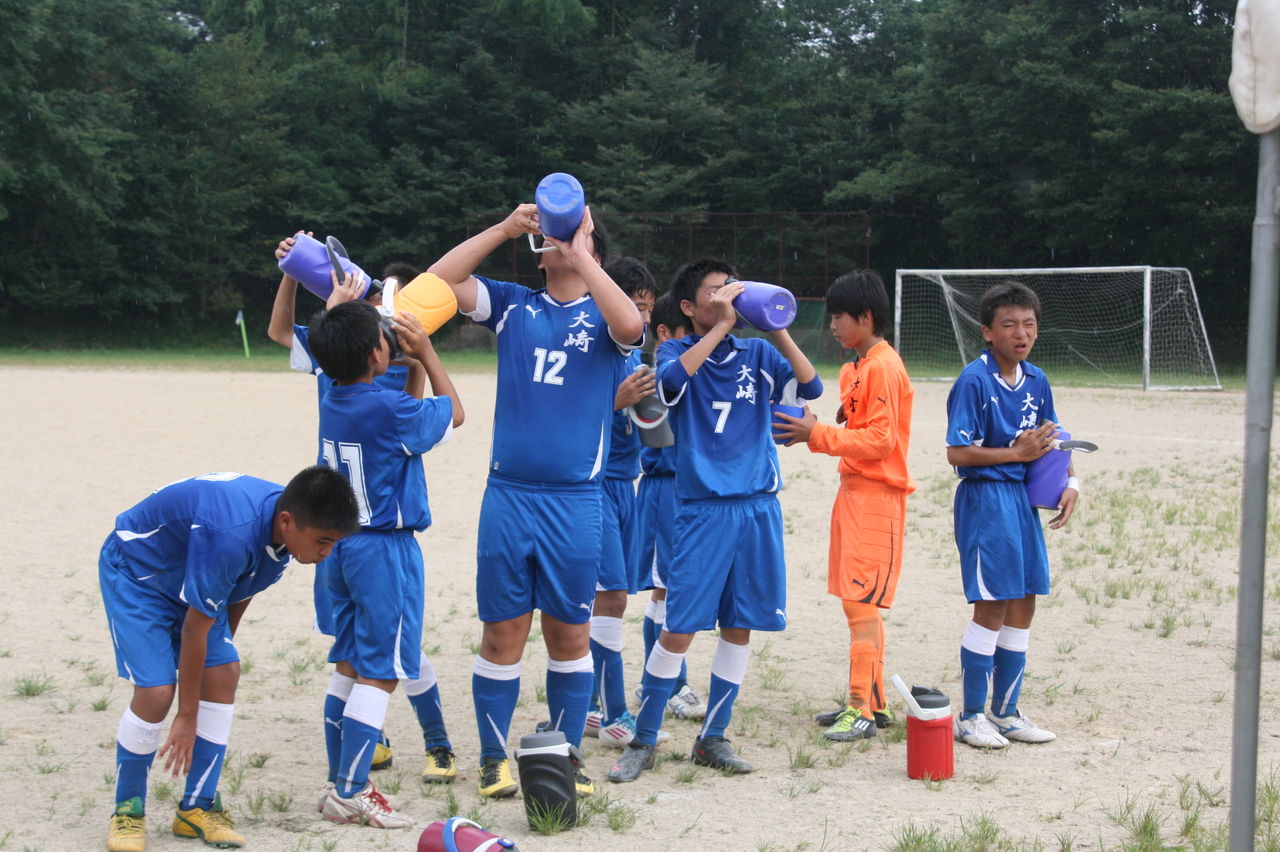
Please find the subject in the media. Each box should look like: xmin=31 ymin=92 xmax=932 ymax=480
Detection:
xmin=807 ymin=340 xmax=915 ymax=493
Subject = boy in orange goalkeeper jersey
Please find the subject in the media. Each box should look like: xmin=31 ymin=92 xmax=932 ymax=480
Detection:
xmin=773 ymin=269 xmax=915 ymax=741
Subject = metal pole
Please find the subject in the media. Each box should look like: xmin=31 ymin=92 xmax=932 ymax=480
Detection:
xmin=1230 ymin=126 xmax=1280 ymax=852
xmin=1142 ymin=266 xmax=1152 ymax=391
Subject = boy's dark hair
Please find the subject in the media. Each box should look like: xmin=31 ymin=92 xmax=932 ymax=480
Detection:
xmin=308 ymin=301 xmax=382 ymax=383
xmin=980 ymin=280 xmax=1042 ymax=327
xmin=668 ymin=257 xmax=737 ymax=308
xmin=277 ymin=465 xmax=361 ymax=534
xmin=381 ymin=261 xmax=420 ymax=284
xmin=826 ymin=269 xmax=892 ymax=338
xmin=588 ymin=214 xmax=613 ymax=265
xmin=605 ymin=256 xmax=657 ymax=299
xmin=650 ymin=291 xmax=688 ymax=338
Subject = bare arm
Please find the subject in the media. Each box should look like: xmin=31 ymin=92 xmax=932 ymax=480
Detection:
xmin=268 ymin=233 xmax=312 ymax=347
xmin=767 ymin=328 xmax=817 ymax=385
xmin=945 ymin=421 xmax=1057 ymax=467
xmin=157 ymin=607 xmax=215 ymax=777
xmin=227 ymin=598 xmax=251 ymax=638
xmin=395 ymin=312 xmax=464 ymax=427
xmin=677 ymin=280 xmax=742 ymax=377
xmin=428 ymin=205 xmax=540 ymax=314
xmin=545 ymin=206 xmax=644 ymax=344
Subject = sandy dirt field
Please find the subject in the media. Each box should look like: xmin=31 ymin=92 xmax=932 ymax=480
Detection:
xmin=0 ymin=365 xmax=1274 ymax=851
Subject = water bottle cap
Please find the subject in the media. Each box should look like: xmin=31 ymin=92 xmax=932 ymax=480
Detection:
xmin=535 ymin=173 xmax=584 ymax=215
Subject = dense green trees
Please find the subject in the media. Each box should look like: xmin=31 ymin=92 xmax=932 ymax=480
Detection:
xmin=0 ymin=0 xmax=1255 ymax=357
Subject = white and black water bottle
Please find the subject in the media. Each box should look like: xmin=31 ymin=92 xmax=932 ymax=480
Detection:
xmin=514 ymin=730 xmax=577 ymax=830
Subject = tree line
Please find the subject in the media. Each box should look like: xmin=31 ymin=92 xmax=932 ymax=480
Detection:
xmin=0 ymin=0 xmax=1254 ymax=359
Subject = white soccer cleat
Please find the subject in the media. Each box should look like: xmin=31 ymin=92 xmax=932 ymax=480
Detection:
xmin=584 ymin=710 xmax=604 ymax=737
xmin=316 ymin=781 xmax=335 ymax=813
xmin=987 ymin=710 xmax=1057 ymax=743
xmin=667 ymin=685 xmax=707 ymax=720
xmin=954 ymin=713 xmax=1011 ymax=749
xmin=320 ymin=782 xmax=413 ymax=829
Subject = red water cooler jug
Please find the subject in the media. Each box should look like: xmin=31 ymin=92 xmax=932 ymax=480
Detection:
xmin=893 ymin=675 xmax=954 ymax=781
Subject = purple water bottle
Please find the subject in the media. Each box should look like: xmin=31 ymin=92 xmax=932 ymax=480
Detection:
xmin=535 ymin=173 xmax=585 ymax=241
xmin=1025 ymin=428 xmax=1071 ymax=509
xmin=733 ymin=280 xmax=797 ymax=331
xmin=278 ymin=233 xmax=374 ymax=301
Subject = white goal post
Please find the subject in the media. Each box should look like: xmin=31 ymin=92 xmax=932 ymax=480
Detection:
xmin=893 ymin=266 xmax=1221 ymax=390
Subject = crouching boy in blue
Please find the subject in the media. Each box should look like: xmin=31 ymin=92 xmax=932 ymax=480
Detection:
xmin=102 ymin=467 xmax=359 ymax=851
xmin=308 ymin=300 xmax=463 ymax=828
xmin=609 ymin=259 xmax=822 ymax=782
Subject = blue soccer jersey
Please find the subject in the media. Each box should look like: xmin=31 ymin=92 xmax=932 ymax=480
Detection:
xmin=292 ymin=323 xmax=408 ymax=406
xmin=318 ymin=383 xmax=452 ymax=532
xmin=604 ymin=351 xmax=644 ymax=481
xmin=656 ymin=335 xmax=823 ymax=500
xmin=465 ymin=276 xmax=638 ymax=485
xmin=945 ymin=351 xmax=1058 ymax=481
xmin=109 ymin=473 xmax=290 ymax=619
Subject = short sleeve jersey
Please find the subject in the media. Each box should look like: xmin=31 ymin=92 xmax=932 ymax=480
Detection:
xmin=318 ymin=383 xmax=453 ymax=531
xmin=110 ymin=474 xmax=290 ymax=618
xmin=945 ymin=350 xmax=1058 ymax=481
xmin=292 ymin=323 xmax=408 ymax=403
xmin=604 ymin=350 xmax=644 ymax=481
xmin=657 ymin=335 xmax=823 ymax=500
xmin=465 ymin=276 xmax=638 ymax=485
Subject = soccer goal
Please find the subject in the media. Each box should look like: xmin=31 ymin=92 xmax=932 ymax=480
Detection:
xmin=894 ymin=267 xmax=1221 ymax=390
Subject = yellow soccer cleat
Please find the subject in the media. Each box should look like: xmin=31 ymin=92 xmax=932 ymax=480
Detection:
xmin=106 ymin=797 xmax=146 ymax=852
xmin=371 ymin=737 xmax=394 ymax=772
xmin=574 ymin=768 xmax=595 ymax=799
xmin=172 ymin=793 xmax=244 ymax=848
xmin=477 ymin=756 xmax=518 ymax=799
xmin=421 ymin=746 xmax=457 ymax=784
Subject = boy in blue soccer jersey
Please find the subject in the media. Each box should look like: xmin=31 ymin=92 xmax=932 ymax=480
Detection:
xmin=609 ymin=259 xmax=823 ymax=782
xmin=945 ymin=282 xmax=1079 ymax=750
xmin=307 ymin=300 xmax=464 ymax=828
xmin=269 ymin=235 xmax=456 ymax=782
xmin=586 ymin=256 xmax=660 ymax=747
xmin=632 ymin=293 xmax=706 ymax=721
xmin=428 ymin=203 xmax=644 ymax=799
xmin=101 ymin=467 xmax=358 ymax=852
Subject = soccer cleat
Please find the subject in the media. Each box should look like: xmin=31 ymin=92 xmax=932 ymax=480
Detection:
xmin=421 ymin=746 xmax=457 ymax=784
xmin=668 ymin=685 xmax=707 ymax=720
xmin=371 ymin=736 xmax=393 ymax=771
xmin=607 ymin=742 xmax=657 ymax=783
xmin=691 ymin=736 xmax=754 ymax=774
xmin=874 ymin=707 xmax=896 ymax=729
xmin=172 ymin=793 xmax=244 ymax=848
xmin=823 ymin=708 xmax=877 ymax=742
xmin=321 ymin=782 xmax=412 ymax=829
xmin=477 ymin=756 xmax=518 ymax=799
xmin=813 ymin=707 xmax=844 ymax=728
xmin=107 ymin=797 xmax=146 ymax=852
xmin=954 ymin=714 xmax=1011 ymax=749
xmin=987 ymin=710 xmax=1057 ymax=743
xmin=597 ymin=711 xmax=637 ymax=747
xmin=584 ymin=711 xmax=604 ymax=736
xmin=315 ymin=782 xmax=335 ymax=813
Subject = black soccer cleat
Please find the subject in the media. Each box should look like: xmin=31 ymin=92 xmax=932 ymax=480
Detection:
xmin=691 ymin=736 xmax=754 ymax=774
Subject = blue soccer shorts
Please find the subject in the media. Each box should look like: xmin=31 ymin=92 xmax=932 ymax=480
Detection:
xmin=597 ymin=477 xmax=637 ymax=593
xmin=632 ymin=473 xmax=676 ymax=590
xmin=664 ymin=494 xmax=787 ymax=634
xmin=476 ymin=477 xmax=601 ymax=625
xmin=99 ymin=537 xmax=238 ymax=688
xmin=953 ymin=478 xmax=1051 ymax=602
xmin=325 ymin=530 xmax=424 ymax=681
xmin=312 ymin=560 xmax=336 ymax=637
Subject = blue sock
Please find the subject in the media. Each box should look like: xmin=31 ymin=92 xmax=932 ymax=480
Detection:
xmin=407 ymin=685 xmax=451 ymax=751
xmin=642 ymin=613 xmax=660 ymax=669
xmin=635 ymin=669 xmax=676 ymax=747
xmin=546 ymin=658 xmax=593 ymax=748
xmin=181 ymin=737 xmax=225 ymax=811
xmin=323 ymin=692 xmax=346 ymax=784
xmin=472 ymin=658 xmax=521 ymax=762
xmin=674 ymin=659 xmax=689 ymax=694
xmin=991 ymin=645 xmax=1027 ymax=718
xmin=337 ymin=685 xmax=389 ymax=798
xmin=700 ymin=673 xmax=741 ymax=740
xmin=960 ymin=646 xmax=995 ymax=718
xmin=115 ymin=744 xmax=154 ymax=806
xmin=590 ymin=637 xmax=627 ymax=724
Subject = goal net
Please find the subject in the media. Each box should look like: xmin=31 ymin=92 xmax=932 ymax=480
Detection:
xmin=894 ymin=267 xmax=1220 ymax=390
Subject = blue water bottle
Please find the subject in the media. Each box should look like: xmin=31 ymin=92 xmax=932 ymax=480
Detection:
xmin=535 ymin=173 xmax=586 ymax=241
